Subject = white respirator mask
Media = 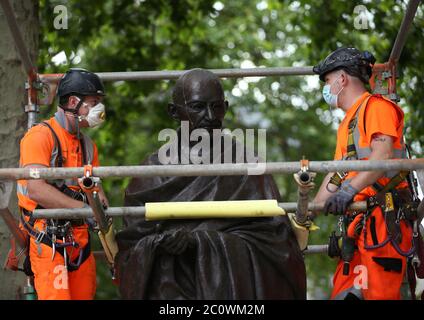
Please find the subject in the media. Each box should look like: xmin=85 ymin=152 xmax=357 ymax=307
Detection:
xmin=77 ymin=99 xmax=106 ymax=128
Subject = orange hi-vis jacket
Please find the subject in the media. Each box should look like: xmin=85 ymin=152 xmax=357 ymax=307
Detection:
xmin=17 ymin=112 xmax=99 ymax=211
xmin=17 ymin=111 xmax=99 ymax=300
xmin=331 ymin=92 xmax=413 ymax=300
xmin=334 ymin=91 xmax=408 ymax=200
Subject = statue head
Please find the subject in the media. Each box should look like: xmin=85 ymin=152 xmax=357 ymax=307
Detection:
xmin=168 ymin=68 xmax=228 ymax=130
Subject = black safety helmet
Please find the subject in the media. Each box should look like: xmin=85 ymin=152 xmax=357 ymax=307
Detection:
xmin=313 ymin=47 xmax=376 ymax=84
xmin=57 ymin=68 xmax=105 ymax=100
xmin=57 ymin=68 xmax=105 ymax=113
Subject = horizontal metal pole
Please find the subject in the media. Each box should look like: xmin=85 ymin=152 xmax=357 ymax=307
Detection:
xmin=304 ymin=245 xmax=328 ymax=255
xmin=1 ymin=159 xmax=423 ymax=181
xmin=40 ymin=67 xmax=315 ymax=83
xmin=32 ymin=202 xmax=367 ymax=219
xmin=34 ymin=206 xmax=146 ymax=219
xmin=389 ymin=0 xmax=421 ymax=63
xmin=0 ymin=0 xmax=36 ymax=76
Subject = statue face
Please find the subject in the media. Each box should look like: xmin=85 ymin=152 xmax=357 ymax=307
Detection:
xmin=169 ymin=69 xmax=228 ymax=130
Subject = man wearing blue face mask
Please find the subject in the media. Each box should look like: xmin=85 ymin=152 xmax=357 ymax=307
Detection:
xmin=312 ymin=47 xmax=417 ymax=300
xmin=321 ymin=73 xmax=345 ymax=110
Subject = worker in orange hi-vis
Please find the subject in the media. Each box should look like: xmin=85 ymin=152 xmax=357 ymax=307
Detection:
xmin=312 ymin=47 xmax=420 ymax=300
xmin=17 ymin=68 xmax=109 ymax=300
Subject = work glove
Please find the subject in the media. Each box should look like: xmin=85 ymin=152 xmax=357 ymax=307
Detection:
xmin=324 ymin=180 xmax=358 ymax=215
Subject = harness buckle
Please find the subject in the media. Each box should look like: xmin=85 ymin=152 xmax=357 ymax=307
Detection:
xmin=385 ymin=192 xmax=395 ymax=212
xmin=35 ymin=230 xmax=46 ymax=245
xmin=336 ymin=172 xmax=347 ymax=180
xmin=327 ymin=171 xmax=348 ymax=192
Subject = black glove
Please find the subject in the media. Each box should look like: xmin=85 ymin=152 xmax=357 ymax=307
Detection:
xmin=324 ymin=180 xmax=358 ymax=215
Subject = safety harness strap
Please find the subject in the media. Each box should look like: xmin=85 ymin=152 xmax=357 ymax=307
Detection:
xmin=328 ymin=96 xmax=371 ymax=189
xmin=20 ymin=212 xmax=91 ymax=272
xmin=40 ymin=121 xmax=63 ymax=168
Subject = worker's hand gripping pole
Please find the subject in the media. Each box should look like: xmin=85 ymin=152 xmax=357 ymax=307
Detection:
xmin=288 ymin=159 xmax=319 ymax=251
xmin=78 ymin=165 xmax=118 ymax=273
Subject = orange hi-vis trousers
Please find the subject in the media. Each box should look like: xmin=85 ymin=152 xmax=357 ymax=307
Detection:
xmin=28 ymin=220 xmax=96 ymax=300
xmin=331 ymin=205 xmax=413 ymax=300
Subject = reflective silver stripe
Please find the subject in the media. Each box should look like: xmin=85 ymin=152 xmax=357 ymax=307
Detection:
xmin=17 ymin=183 xmax=28 ymax=196
xmin=50 ymin=143 xmax=59 ymax=168
xmin=81 ymin=133 xmax=95 ymax=165
xmin=36 ymin=121 xmax=65 ymax=186
xmin=38 ymin=122 xmax=59 ymax=168
xmin=332 ymin=285 xmax=363 ymax=300
xmin=352 ymin=99 xmax=370 ymax=160
xmin=46 ymin=123 xmax=63 ymax=186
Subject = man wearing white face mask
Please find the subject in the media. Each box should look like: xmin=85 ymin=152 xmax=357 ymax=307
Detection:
xmin=312 ymin=47 xmax=417 ymax=300
xmin=17 ymin=68 xmax=109 ymax=299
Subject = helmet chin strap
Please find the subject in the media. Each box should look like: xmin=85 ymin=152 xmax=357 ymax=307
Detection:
xmin=62 ymin=97 xmax=84 ymax=139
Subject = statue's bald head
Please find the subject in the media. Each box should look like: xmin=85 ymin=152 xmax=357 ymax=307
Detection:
xmin=169 ymin=68 xmax=228 ymax=130
xmin=172 ymin=69 xmax=225 ymax=105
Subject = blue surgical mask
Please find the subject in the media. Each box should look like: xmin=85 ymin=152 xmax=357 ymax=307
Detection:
xmin=322 ymin=75 xmax=344 ymax=108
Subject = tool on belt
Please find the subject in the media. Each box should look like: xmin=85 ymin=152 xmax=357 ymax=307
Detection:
xmin=20 ymin=208 xmax=91 ymax=273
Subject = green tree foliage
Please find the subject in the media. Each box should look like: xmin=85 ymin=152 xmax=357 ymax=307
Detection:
xmin=37 ymin=0 xmax=423 ymax=299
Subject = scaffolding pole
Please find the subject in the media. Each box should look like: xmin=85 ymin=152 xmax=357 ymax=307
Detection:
xmin=0 ymin=0 xmax=40 ymax=128
xmin=1 ymin=159 xmax=423 ymax=181
xmin=389 ymin=0 xmax=421 ymax=63
xmin=32 ymin=202 xmax=368 ymax=219
xmin=38 ymin=67 xmax=315 ymax=83
xmin=304 ymin=245 xmax=328 ymax=254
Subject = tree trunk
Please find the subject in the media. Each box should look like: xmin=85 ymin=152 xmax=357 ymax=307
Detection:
xmin=0 ymin=0 xmax=38 ymax=299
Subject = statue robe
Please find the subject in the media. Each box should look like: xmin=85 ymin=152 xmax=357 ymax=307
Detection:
xmin=115 ymin=135 xmax=306 ymax=299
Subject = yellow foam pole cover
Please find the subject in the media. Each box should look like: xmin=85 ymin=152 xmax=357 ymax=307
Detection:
xmin=145 ymin=200 xmax=285 ymax=221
